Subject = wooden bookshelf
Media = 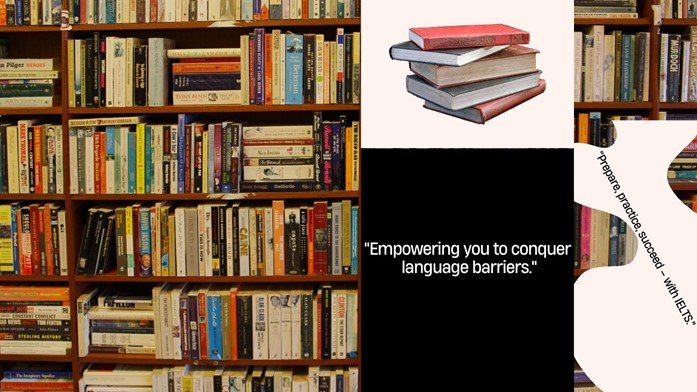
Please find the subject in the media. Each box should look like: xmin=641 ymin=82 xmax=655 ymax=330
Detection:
xmin=574 ymin=18 xmax=652 ymax=26
xmin=669 ymin=180 xmax=697 ymax=190
xmin=0 ymin=11 xmax=362 ymax=392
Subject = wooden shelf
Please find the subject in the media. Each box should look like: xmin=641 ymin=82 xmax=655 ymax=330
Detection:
xmin=75 ymin=271 xmax=358 ymax=283
xmin=661 ymin=19 xmax=697 ymax=26
xmin=574 ymin=102 xmax=653 ymax=109
xmin=0 ymin=107 xmax=62 ymax=115
xmin=68 ymin=18 xmax=360 ymax=31
xmin=79 ymin=353 xmax=359 ymax=366
xmin=670 ymin=181 xmax=697 ymax=190
xmin=0 ymin=193 xmax=66 ymax=201
xmin=0 ymin=354 xmax=72 ymax=362
xmin=69 ymin=191 xmax=359 ymax=201
xmin=574 ymin=268 xmax=588 ymax=277
xmin=0 ymin=275 xmax=69 ymax=282
xmin=0 ymin=26 xmax=61 ymax=33
xmin=69 ymin=104 xmax=359 ymax=114
xmin=574 ymin=17 xmax=651 ymax=26
xmin=659 ymin=102 xmax=697 ymax=109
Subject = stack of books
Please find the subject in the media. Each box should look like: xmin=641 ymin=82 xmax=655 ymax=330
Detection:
xmin=0 ymin=364 xmax=72 ymax=392
xmin=574 ymin=0 xmax=638 ymax=18
xmin=0 ymin=59 xmax=59 ymax=108
xmin=0 ymin=286 xmax=71 ymax=355
xmin=669 ymin=136 xmax=697 ymax=181
xmin=168 ymin=47 xmax=242 ymax=106
xmin=390 ymin=24 xmax=545 ymax=124
xmin=84 ymin=288 xmax=155 ymax=355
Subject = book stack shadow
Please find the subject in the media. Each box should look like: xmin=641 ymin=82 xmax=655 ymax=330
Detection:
xmin=390 ymin=24 xmax=546 ymax=124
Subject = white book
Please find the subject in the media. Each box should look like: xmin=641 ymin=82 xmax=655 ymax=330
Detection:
xmin=171 ymin=285 xmax=184 ymax=360
xmin=279 ymin=291 xmax=292 ymax=359
xmin=0 ymin=346 xmax=68 ymax=355
xmin=226 ymin=206 xmax=235 ymax=277
xmin=197 ymin=0 xmax=208 ymax=20
xmin=269 ymin=291 xmax=282 ymax=359
xmin=87 ymin=307 xmax=155 ymax=321
xmin=116 ymin=0 xmax=123 ymax=22
xmin=91 ymin=332 xmax=156 ymax=346
xmin=282 ymin=0 xmax=290 ymax=19
xmin=77 ymin=287 xmax=100 ymax=357
xmin=238 ymin=207 xmax=250 ymax=276
xmin=582 ymin=33 xmax=594 ymax=102
xmin=336 ymin=290 xmax=346 ymax=359
xmin=0 ymin=310 xmax=70 ymax=320
xmin=152 ymin=368 xmax=162 ymax=392
xmin=346 ymin=291 xmax=357 ymax=357
xmin=315 ymin=34 xmax=324 ymax=104
xmin=7 ymin=126 xmax=19 ymax=194
xmin=58 ymin=210 xmax=68 ymax=275
xmin=203 ymin=204 xmax=213 ymax=276
xmin=603 ymin=34 xmax=615 ymax=102
xmin=170 ymin=125 xmax=179 ymax=194
xmin=85 ymin=128 xmax=95 ymax=194
xmin=683 ymin=40 xmax=691 ymax=102
xmin=289 ymin=290 xmax=301 ymax=359
xmin=590 ymin=25 xmax=604 ymax=102
xmin=174 ymin=0 xmax=181 ymax=21
xmin=209 ymin=0 xmax=221 ymax=19
xmin=83 ymin=364 xmax=154 ymax=386
xmin=152 ymin=283 xmax=166 ymax=358
xmin=0 ymin=96 xmax=52 ymax=107
xmin=148 ymin=38 xmax=176 ymax=107
xmin=252 ymin=291 xmax=268 ymax=359
xmin=197 ymin=204 xmax=206 ymax=275
xmin=308 ymin=367 xmax=319 ymax=392
xmin=280 ymin=33 xmax=286 ymax=104
xmin=158 ymin=0 xmax=166 ymax=21
xmin=331 ymin=202 xmax=342 ymax=274
xmin=181 ymin=0 xmax=189 ymax=21
xmin=240 ymin=35 xmax=250 ymax=105
xmin=68 ymin=128 xmax=78 ymax=194
xmin=125 ymin=38 xmax=137 ymax=107
xmin=282 ymin=369 xmax=293 ymax=392
xmin=55 ymin=125 xmax=64 ymax=194
xmin=161 ymin=285 xmax=174 ymax=359
xmin=172 ymin=90 xmax=241 ymax=105
xmin=264 ymin=207 xmax=274 ymax=276
xmin=294 ymin=0 xmax=301 ymax=18
xmin=272 ymin=30 xmax=281 ymax=105
xmin=348 ymin=367 xmax=358 ymax=392
xmin=248 ymin=208 xmax=258 ymax=276
xmin=86 ymin=387 xmax=152 ymax=392
xmin=122 ymin=0 xmax=130 ymax=22
xmin=175 ymin=207 xmax=187 ymax=276
xmin=106 ymin=37 xmax=115 ymax=107
xmin=660 ymin=33 xmax=669 ymax=102
xmin=113 ymin=37 xmax=128 ymax=107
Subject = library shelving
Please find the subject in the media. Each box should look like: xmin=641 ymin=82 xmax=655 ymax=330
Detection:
xmin=0 ymin=11 xmax=361 ymax=392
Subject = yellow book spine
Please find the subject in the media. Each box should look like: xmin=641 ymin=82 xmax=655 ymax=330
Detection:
xmin=0 ymin=206 xmax=13 ymax=273
xmin=125 ymin=205 xmax=134 ymax=276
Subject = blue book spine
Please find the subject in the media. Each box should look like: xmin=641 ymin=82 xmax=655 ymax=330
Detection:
xmin=127 ymin=131 xmax=136 ymax=193
xmin=207 ymin=294 xmax=222 ymax=360
xmin=608 ymin=215 xmax=619 ymax=266
xmin=337 ymin=0 xmax=344 ymax=18
xmin=106 ymin=0 xmax=116 ymax=23
xmin=675 ymin=170 xmax=697 ymax=179
xmin=3 ymin=371 xmax=72 ymax=379
xmin=105 ymin=126 xmax=115 ymax=194
xmin=253 ymin=0 xmax=260 ymax=18
xmin=171 ymin=73 xmax=242 ymax=91
xmin=254 ymin=28 xmax=265 ymax=105
xmin=285 ymin=34 xmax=304 ymax=104
xmin=139 ymin=208 xmax=151 ymax=276
xmin=73 ymin=0 xmax=80 ymax=23
xmin=188 ymin=294 xmax=199 ymax=360
xmin=350 ymin=206 xmax=358 ymax=274
xmin=15 ymin=0 xmax=22 ymax=25
xmin=10 ymin=203 xmax=19 ymax=274
xmin=144 ymin=125 xmax=152 ymax=194
xmin=207 ymin=126 xmax=215 ymax=193
xmin=336 ymin=374 xmax=343 ymax=392
xmin=621 ymin=35 xmax=631 ymax=102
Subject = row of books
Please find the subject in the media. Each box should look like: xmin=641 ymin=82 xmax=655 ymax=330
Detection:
xmin=67 ymin=0 xmax=361 ymax=26
xmin=238 ymin=29 xmax=360 ymax=106
xmin=0 ymin=121 xmax=64 ymax=194
xmin=573 ymin=27 xmax=651 ymax=103
xmin=78 ymin=284 xmax=358 ymax=361
xmin=574 ymin=0 xmax=638 ymax=18
xmin=661 ymin=0 xmax=697 ymax=19
xmin=75 ymin=199 xmax=358 ymax=277
xmin=80 ymin=363 xmax=358 ymax=392
xmin=67 ymin=114 xmax=359 ymax=194
xmin=0 ymin=203 xmax=68 ymax=276
xmin=0 ymin=363 xmax=72 ymax=392
xmin=659 ymin=29 xmax=697 ymax=102
xmin=574 ymin=112 xmax=640 ymax=146
xmin=669 ymin=136 xmax=697 ymax=180
xmin=0 ymin=59 xmax=60 ymax=108
xmin=0 ymin=0 xmax=61 ymax=26
xmin=0 ymin=286 xmax=71 ymax=355
xmin=574 ymin=203 xmax=638 ymax=270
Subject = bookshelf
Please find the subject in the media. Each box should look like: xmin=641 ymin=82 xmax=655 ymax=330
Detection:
xmin=0 ymin=11 xmax=360 ymax=392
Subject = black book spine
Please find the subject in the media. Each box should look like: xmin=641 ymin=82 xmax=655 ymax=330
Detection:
xmin=264 ymin=375 xmax=273 ymax=392
xmin=219 ymin=206 xmax=227 ymax=276
xmin=163 ymin=125 xmax=170 ymax=194
xmin=211 ymin=205 xmax=220 ymax=276
xmin=0 ymin=126 xmax=7 ymax=193
xmin=318 ymin=376 xmax=330 ymax=392
xmin=600 ymin=123 xmax=610 ymax=148
xmin=93 ymin=32 xmax=100 ymax=107
xmin=303 ymin=34 xmax=315 ymax=104
xmin=231 ymin=123 xmax=240 ymax=193
xmin=213 ymin=375 xmax=222 ymax=392
xmin=301 ymin=293 xmax=312 ymax=358
xmin=667 ymin=34 xmax=681 ymax=102
xmin=99 ymin=38 xmax=107 ymax=107
xmin=344 ymin=34 xmax=352 ymax=103
xmin=326 ymin=207 xmax=332 ymax=271
xmin=285 ymin=210 xmax=300 ymax=274
xmin=330 ymin=121 xmax=341 ymax=190
xmin=251 ymin=377 xmax=262 ymax=392
xmin=27 ymin=126 xmax=34 ymax=193
xmin=236 ymin=295 xmax=253 ymax=359
xmin=97 ymin=215 xmax=116 ymax=275
xmin=299 ymin=207 xmax=307 ymax=274
xmin=188 ymin=0 xmax=196 ymax=21
xmin=221 ymin=123 xmax=232 ymax=193
xmin=51 ymin=207 xmax=60 ymax=275
xmin=232 ymin=205 xmax=240 ymax=276
xmin=134 ymin=45 xmax=148 ymax=106
xmin=239 ymin=181 xmax=317 ymax=192
xmin=339 ymin=115 xmax=346 ymax=189
xmin=321 ymin=122 xmax=332 ymax=191
xmin=256 ymin=209 xmax=264 ymax=276
xmin=84 ymin=211 xmax=106 ymax=276
xmin=85 ymin=38 xmax=95 ymax=108
xmin=6 ymin=3 xmax=15 ymax=25
xmin=194 ymin=125 xmax=203 ymax=193
xmin=22 ymin=0 xmax=29 ymax=24
xmin=38 ymin=208 xmax=47 ymax=275
xmin=188 ymin=294 xmax=199 ymax=360
xmin=321 ymin=285 xmax=331 ymax=359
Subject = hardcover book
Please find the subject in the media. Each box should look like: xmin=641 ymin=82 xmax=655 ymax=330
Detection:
xmin=409 ymin=24 xmax=530 ymax=50
xmin=389 ymin=41 xmax=508 ymax=66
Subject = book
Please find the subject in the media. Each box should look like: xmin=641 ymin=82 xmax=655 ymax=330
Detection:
xmin=422 ymin=79 xmax=547 ymax=124
xmin=406 ymin=70 xmax=542 ymax=111
xmin=389 ymin=41 xmax=509 ymax=66
xmin=409 ymin=45 xmax=539 ymax=88
xmin=409 ymin=23 xmax=530 ymax=50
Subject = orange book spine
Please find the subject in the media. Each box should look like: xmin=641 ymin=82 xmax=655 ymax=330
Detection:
xmin=302 ymin=0 xmax=308 ymax=18
xmin=172 ymin=62 xmax=242 ymax=73
xmin=33 ymin=125 xmax=43 ymax=194
xmin=0 ymin=0 xmax=6 ymax=26
xmin=261 ymin=0 xmax=269 ymax=19
xmin=272 ymin=200 xmax=285 ymax=275
xmin=577 ymin=113 xmax=589 ymax=144
xmin=264 ymin=33 xmax=273 ymax=105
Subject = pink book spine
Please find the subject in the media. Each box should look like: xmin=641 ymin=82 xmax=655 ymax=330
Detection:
xmin=580 ymin=205 xmax=591 ymax=270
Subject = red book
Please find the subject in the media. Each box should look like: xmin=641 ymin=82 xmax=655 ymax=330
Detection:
xmin=409 ymin=24 xmax=529 ymax=50
xmin=198 ymin=289 xmax=208 ymax=360
xmin=264 ymin=33 xmax=273 ymax=105
xmin=422 ymin=79 xmax=546 ymax=124
xmin=307 ymin=206 xmax=314 ymax=275
xmin=44 ymin=204 xmax=54 ymax=276
xmin=580 ymin=205 xmax=591 ymax=270
xmin=18 ymin=208 xmax=32 ymax=275
xmin=33 ymin=125 xmax=43 ymax=194
xmin=313 ymin=201 xmax=328 ymax=275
